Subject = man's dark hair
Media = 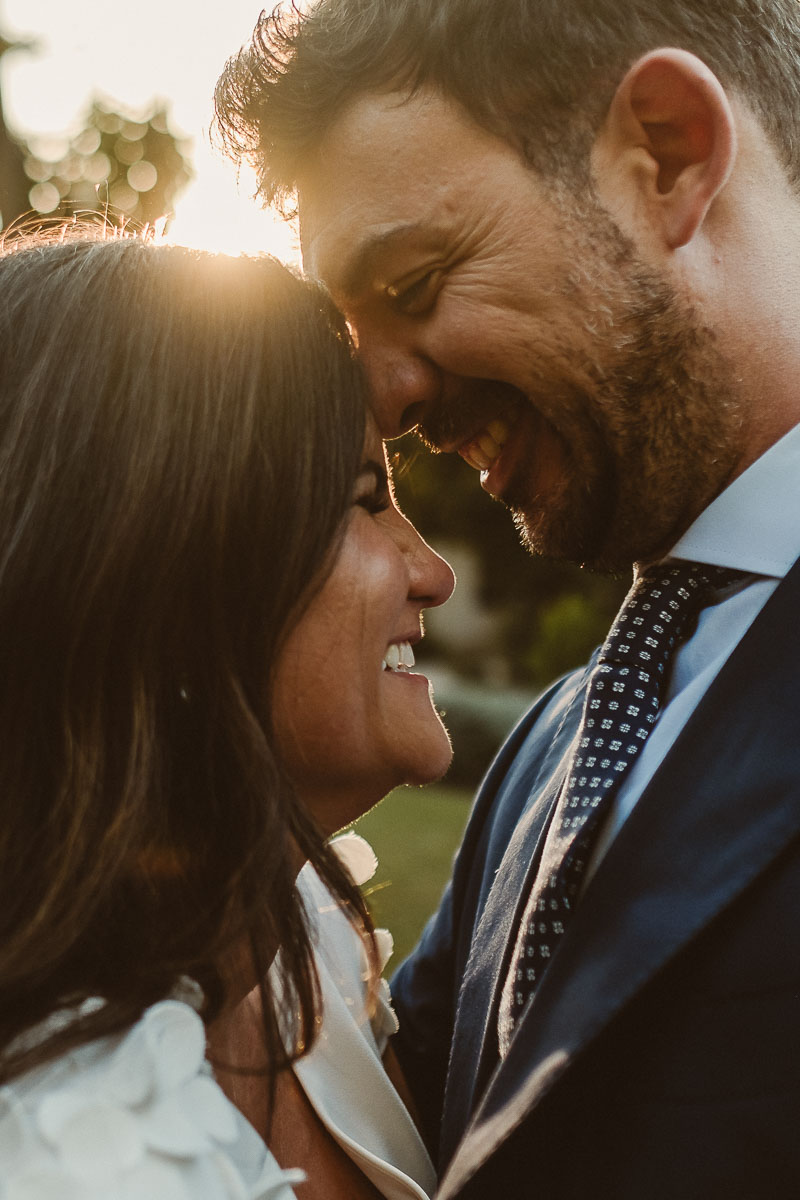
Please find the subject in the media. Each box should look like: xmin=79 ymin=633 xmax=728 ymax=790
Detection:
xmin=215 ymin=0 xmax=800 ymax=211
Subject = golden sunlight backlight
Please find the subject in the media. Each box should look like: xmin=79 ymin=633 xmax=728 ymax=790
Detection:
xmin=1 ymin=0 xmax=300 ymax=263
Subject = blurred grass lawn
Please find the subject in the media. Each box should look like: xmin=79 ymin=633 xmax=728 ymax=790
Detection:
xmin=352 ymin=782 xmax=473 ymax=969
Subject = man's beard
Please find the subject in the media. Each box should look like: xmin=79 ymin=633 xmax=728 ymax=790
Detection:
xmin=423 ymin=202 xmax=746 ymax=574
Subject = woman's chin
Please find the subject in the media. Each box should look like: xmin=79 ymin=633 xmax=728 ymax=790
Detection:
xmin=403 ymin=734 xmax=454 ymax=788
xmin=383 ymin=701 xmax=453 ymax=791
xmin=308 ymin=732 xmax=453 ymax=836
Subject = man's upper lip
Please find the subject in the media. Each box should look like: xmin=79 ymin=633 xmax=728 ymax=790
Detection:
xmin=439 ymin=429 xmax=477 ymax=454
xmin=435 ymin=409 xmax=518 ymax=455
xmin=396 ymin=401 xmax=426 ymax=438
xmin=393 ymin=381 xmax=527 ymax=447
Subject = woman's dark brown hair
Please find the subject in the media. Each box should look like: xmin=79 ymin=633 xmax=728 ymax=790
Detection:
xmin=0 ymin=229 xmax=369 ymax=1087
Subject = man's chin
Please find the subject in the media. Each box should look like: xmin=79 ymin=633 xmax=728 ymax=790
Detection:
xmin=510 ymin=483 xmax=620 ymax=571
xmin=519 ymin=506 xmax=704 ymax=575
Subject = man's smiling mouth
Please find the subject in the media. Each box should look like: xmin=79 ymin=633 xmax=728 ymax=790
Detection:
xmin=415 ymin=381 xmax=527 ymax=459
xmin=458 ymin=416 xmax=512 ymax=472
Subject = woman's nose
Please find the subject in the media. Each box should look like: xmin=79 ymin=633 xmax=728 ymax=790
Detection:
xmin=408 ymin=531 xmax=455 ymax=611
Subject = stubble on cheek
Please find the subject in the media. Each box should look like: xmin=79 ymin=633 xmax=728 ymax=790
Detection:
xmin=503 ymin=329 xmax=744 ymax=575
xmin=486 ymin=363 xmax=620 ymax=567
xmin=508 ymin=437 xmax=617 ymax=567
xmin=538 ymin=284 xmax=744 ymax=569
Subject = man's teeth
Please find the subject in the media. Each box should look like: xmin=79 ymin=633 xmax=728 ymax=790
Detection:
xmin=383 ymin=641 xmax=416 ymax=672
xmin=459 ymin=416 xmax=511 ymax=472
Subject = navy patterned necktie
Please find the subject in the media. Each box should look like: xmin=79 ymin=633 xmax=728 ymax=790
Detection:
xmin=497 ymin=560 xmax=744 ymax=1057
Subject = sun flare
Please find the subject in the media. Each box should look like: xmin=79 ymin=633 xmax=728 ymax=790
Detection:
xmin=166 ymin=150 xmax=300 ymax=262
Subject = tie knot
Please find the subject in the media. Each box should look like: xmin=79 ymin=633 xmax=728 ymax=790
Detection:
xmin=600 ymin=561 xmax=743 ymax=678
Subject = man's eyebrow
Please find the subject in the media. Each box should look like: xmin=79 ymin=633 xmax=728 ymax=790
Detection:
xmin=322 ymin=222 xmax=426 ymax=300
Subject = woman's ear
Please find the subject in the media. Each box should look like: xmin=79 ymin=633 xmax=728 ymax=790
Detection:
xmin=592 ymin=48 xmax=737 ymax=249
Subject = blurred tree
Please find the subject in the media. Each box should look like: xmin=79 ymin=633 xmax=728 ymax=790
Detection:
xmin=392 ymin=434 xmax=629 ymax=690
xmin=22 ymin=99 xmax=192 ymax=230
xmin=0 ymin=17 xmax=191 ymax=231
xmin=0 ymin=30 xmax=33 ymax=230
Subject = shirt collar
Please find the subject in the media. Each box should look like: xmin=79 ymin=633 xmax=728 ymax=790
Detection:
xmin=666 ymin=420 xmax=800 ymax=579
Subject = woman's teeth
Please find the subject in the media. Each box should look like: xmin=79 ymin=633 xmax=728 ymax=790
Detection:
xmin=458 ymin=417 xmax=511 ymax=472
xmin=383 ymin=641 xmax=416 ymax=672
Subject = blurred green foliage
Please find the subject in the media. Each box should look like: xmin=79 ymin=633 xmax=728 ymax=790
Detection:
xmin=429 ymin=672 xmax=534 ymax=788
xmin=354 ymin=783 xmax=472 ymax=968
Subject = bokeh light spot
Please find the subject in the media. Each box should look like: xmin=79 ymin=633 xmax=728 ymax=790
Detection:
xmin=29 ymin=181 xmax=61 ymax=213
xmin=121 ymin=119 xmax=148 ymax=140
xmin=108 ymin=181 xmax=138 ymax=212
xmin=127 ymin=160 xmax=157 ymax=192
xmin=60 ymin=154 xmax=83 ymax=182
xmin=73 ymin=127 xmax=101 ymax=155
xmin=23 ymin=156 xmax=50 ymax=183
xmin=115 ymin=136 xmax=143 ymax=165
xmin=84 ymin=152 xmax=111 ymax=183
xmin=95 ymin=111 xmax=122 ymax=134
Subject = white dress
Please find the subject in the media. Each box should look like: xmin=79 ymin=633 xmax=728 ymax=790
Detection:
xmin=0 ymin=837 xmax=434 ymax=1200
xmin=0 ymin=990 xmax=303 ymax=1200
xmin=289 ymin=834 xmax=436 ymax=1200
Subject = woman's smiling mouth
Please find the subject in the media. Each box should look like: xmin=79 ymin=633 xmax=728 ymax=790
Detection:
xmin=382 ymin=640 xmax=416 ymax=672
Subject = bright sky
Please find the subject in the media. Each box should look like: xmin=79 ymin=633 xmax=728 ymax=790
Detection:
xmin=0 ymin=0 xmax=300 ymax=261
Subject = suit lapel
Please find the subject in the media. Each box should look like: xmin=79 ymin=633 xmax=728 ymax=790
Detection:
xmin=440 ymin=556 xmax=800 ymax=1197
xmin=440 ymin=665 xmax=588 ymax=1159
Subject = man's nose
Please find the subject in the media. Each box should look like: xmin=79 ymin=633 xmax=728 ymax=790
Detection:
xmin=358 ymin=337 xmax=441 ymax=439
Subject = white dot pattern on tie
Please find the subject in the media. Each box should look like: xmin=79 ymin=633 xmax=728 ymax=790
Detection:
xmin=497 ymin=561 xmax=744 ymax=1057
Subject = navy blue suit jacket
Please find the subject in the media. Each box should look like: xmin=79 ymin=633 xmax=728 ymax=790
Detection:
xmin=392 ymin=555 xmax=800 ymax=1198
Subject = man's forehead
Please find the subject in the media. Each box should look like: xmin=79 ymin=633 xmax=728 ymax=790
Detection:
xmin=298 ymin=94 xmax=420 ymax=227
xmin=298 ymin=87 xmax=488 ymax=226
xmin=299 ymin=94 xmax=500 ymax=285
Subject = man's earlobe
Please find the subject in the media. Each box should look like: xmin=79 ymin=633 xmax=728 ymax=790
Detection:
xmin=595 ymin=49 xmax=737 ymax=249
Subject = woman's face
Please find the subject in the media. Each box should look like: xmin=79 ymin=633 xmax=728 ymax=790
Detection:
xmin=273 ymin=428 xmax=455 ymax=834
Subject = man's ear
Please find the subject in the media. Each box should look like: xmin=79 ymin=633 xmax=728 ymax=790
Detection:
xmin=593 ymin=49 xmax=737 ymax=250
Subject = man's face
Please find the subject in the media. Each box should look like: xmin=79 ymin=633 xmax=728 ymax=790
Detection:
xmin=300 ymin=89 xmax=744 ymax=571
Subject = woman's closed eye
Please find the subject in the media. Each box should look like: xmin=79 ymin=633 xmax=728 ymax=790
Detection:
xmin=353 ymin=460 xmax=391 ymax=514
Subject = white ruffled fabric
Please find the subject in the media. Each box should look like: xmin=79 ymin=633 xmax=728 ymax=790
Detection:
xmin=287 ymin=836 xmax=436 ymax=1200
xmin=0 ymin=998 xmax=303 ymax=1200
xmin=0 ymin=836 xmax=433 ymax=1200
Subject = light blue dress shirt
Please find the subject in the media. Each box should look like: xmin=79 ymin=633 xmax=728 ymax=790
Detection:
xmin=586 ymin=419 xmax=800 ymax=878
